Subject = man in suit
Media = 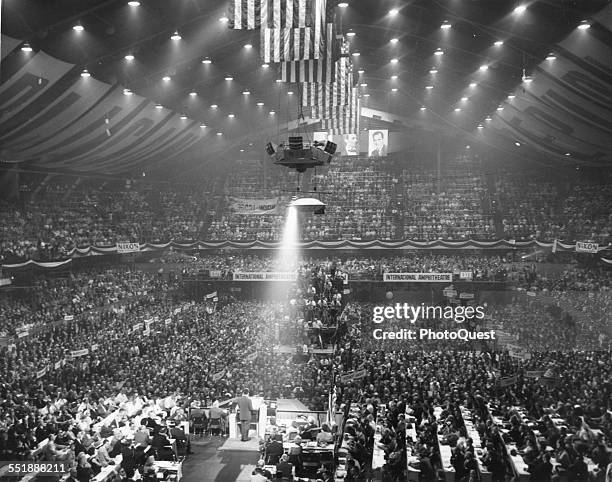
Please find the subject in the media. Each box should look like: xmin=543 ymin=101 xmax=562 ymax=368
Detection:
xmin=369 ymin=131 xmax=387 ymax=157
xmin=234 ymin=389 xmax=254 ymax=442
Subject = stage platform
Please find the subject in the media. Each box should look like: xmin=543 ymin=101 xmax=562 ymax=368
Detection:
xmin=219 ymin=434 xmax=261 ymax=452
xmin=276 ymin=398 xmax=309 ymax=412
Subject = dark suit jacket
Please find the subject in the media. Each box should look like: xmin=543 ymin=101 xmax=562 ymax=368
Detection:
xmin=235 ymin=396 xmax=254 ymax=422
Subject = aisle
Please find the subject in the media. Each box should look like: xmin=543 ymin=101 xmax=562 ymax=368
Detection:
xmin=181 ymin=437 xmax=260 ymax=482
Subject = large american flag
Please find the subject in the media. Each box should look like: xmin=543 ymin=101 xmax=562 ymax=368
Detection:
xmin=320 ymin=87 xmax=360 ymax=135
xmin=260 ymin=0 xmax=334 ymax=63
xmin=278 ymin=29 xmax=341 ymax=83
xmin=301 ymin=56 xmax=352 ymax=110
xmin=228 ymin=0 xmax=320 ymax=30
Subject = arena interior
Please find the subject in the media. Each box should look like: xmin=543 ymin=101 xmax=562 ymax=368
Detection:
xmin=0 ymin=1 xmax=611 ymax=481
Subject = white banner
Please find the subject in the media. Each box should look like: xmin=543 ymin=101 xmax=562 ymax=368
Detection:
xmin=233 ymin=271 xmax=297 ymax=281
xmin=383 ymin=272 xmax=453 ymax=283
xmin=229 ymin=197 xmax=279 ymax=215
xmin=70 ymin=348 xmax=89 ymax=358
xmin=339 ymin=368 xmax=368 ymax=384
xmin=116 ymin=242 xmax=141 ymax=254
xmin=575 ymin=241 xmax=599 ymax=253
xmin=459 ymin=271 xmax=473 ymax=280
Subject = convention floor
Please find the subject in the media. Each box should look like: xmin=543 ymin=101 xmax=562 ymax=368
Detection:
xmin=182 ymin=436 xmax=260 ymax=482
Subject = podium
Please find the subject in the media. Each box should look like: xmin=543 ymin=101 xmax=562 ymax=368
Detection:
xmin=228 ymin=396 xmax=267 ymax=440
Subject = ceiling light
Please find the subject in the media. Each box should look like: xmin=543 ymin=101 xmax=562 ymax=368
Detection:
xmin=228 ymin=114 xmax=235 ymax=118
xmin=219 ymin=16 xmax=229 ymax=23
xmin=485 ymin=116 xmax=492 ymax=121
xmin=189 ymin=92 xmax=197 ymax=97
xmin=216 ymin=132 xmax=223 ymax=136
xmin=269 ymin=111 xmax=275 ymax=115
xmin=429 ymin=68 xmax=438 ymax=74
xmin=390 ymin=75 xmax=398 ymax=80
xmin=73 ymin=23 xmax=84 ymax=32
xmin=494 ymin=40 xmax=504 ymax=46
xmin=128 ymin=1 xmax=140 ymax=6
xmin=155 ymin=104 xmax=163 ymax=109
xmin=287 ymin=91 xmax=294 ymax=95
xmin=210 ymin=104 xmax=218 ymax=109
xmin=479 ymin=64 xmax=489 ymax=71
xmin=347 ymin=30 xmax=356 ymax=37
xmin=496 ymin=106 xmax=504 ymax=111
xmin=578 ymin=20 xmax=590 ymax=30
xmin=391 ymin=88 xmax=398 ymax=92
xmin=358 ymin=69 xmax=365 ymax=74
xmin=180 ymin=114 xmax=187 ymax=120
xmin=352 ymin=52 xmax=361 ymax=57
xmin=434 ymin=48 xmax=444 ymax=56
xmin=200 ymin=124 xmax=206 ymax=128
xmin=440 ymin=21 xmax=451 ymax=29
xmin=507 ymin=94 xmax=516 ymax=99
xmin=390 ymin=38 xmax=399 ymax=44
xmin=244 ymin=43 xmax=253 ymax=49
xmin=425 ymin=85 xmax=434 ymax=90
xmin=123 ymin=88 xmax=133 ymax=96
xmin=461 ymin=96 xmax=468 ymax=101
xmin=80 ymin=69 xmax=91 ymax=77
xmin=565 ymin=152 xmax=571 ymax=156
xmin=21 ymin=43 xmax=33 ymax=52
xmin=522 ymin=75 xmax=533 ymax=83
xmin=515 ymin=141 xmax=521 ymax=146
xmin=257 ymin=102 xmax=264 ymax=106
xmin=360 ymin=83 xmax=368 ymax=87
xmin=477 ymin=124 xmax=484 ymax=129
xmin=162 ymin=75 xmax=171 ymax=81
xmin=390 ymin=58 xmax=399 ymax=64
xmin=454 ymin=107 xmax=461 ymax=112
xmin=170 ymin=31 xmax=181 ymax=40
xmin=389 ymin=8 xmax=399 ymax=16
xmin=124 ymin=54 xmax=135 ymax=61
xmin=546 ymin=53 xmax=556 ymax=60
xmin=202 ymin=58 xmax=212 ymax=64
xmin=338 ymin=2 xmax=348 ymax=7
xmin=469 ymin=82 xmax=477 ymax=88
xmin=420 ymin=106 xmax=426 ymax=111
xmin=224 ymin=76 xmax=233 ymax=80
xmin=513 ymin=5 xmax=527 ymax=14
xmin=242 ymin=90 xmax=250 ymax=95
xmin=363 ymin=93 xmax=370 ymax=97
xmin=275 ymin=79 xmax=283 ymax=83
xmin=262 ymin=63 xmax=269 ymax=68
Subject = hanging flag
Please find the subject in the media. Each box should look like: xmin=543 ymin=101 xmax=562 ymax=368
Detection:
xmin=278 ymin=27 xmax=342 ymax=82
xmin=320 ymin=87 xmax=359 ymax=134
xmin=302 ymin=57 xmax=352 ymax=109
xmin=229 ymin=0 xmax=323 ymax=30
xmin=261 ymin=0 xmax=332 ymax=63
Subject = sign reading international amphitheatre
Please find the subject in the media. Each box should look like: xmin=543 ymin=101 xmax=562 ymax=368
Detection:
xmin=383 ymin=272 xmax=453 ymax=283
xmin=116 ymin=242 xmax=140 ymax=254
xmin=233 ymin=272 xmax=297 ymax=281
xmin=575 ymin=241 xmax=598 ymax=253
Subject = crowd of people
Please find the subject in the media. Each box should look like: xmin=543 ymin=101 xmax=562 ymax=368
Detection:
xmin=0 ymin=254 xmax=609 ymax=481
xmin=2 ymin=158 xmax=611 ymax=263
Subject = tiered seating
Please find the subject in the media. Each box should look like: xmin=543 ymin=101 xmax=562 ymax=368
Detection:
xmin=402 ymin=155 xmax=495 ymax=240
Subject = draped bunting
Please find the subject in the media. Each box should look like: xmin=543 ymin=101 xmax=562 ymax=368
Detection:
xmin=3 ymin=238 xmax=606 ymax=269
xmin=0 ymin=36 xmax=207 ymax=173
xmin=487 ymin=3 xmax=612 ymax=166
